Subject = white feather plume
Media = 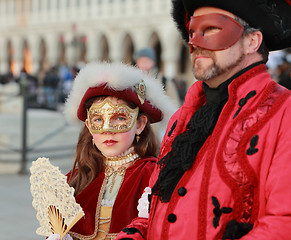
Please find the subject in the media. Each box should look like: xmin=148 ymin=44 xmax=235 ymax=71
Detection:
xmin=64 ymin=62 xmax=177 ymax=125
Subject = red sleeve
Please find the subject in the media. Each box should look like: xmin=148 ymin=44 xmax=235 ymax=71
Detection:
xmin=115 ymin=217 xmax=148 ymax=240
xmin=241 ymin=96 xmax=291 ymax=239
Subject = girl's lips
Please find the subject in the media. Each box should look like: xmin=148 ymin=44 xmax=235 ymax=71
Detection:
xmin=104 ymin=139 xmax=117 ymax=146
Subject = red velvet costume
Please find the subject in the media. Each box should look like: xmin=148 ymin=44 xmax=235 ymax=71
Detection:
xmin=68 ymin=157 xmax=156 ymax=239
xmin=116 ymin=64 xmax=291 ymax=239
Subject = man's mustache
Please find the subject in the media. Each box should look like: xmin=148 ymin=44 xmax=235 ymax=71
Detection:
xmin=192 ymin=47 xmax=214 ymax=58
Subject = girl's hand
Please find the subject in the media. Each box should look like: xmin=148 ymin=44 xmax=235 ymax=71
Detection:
xmin=47 ymin=233 xmax=73 ymax=240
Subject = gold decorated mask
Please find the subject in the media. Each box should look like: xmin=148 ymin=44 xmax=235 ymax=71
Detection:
xmin=87 ymin=99 xmax=139 ymax=134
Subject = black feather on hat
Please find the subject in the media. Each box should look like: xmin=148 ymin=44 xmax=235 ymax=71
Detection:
xmin=171 ymin=0 xmax=291 ymax=51
xmin=172 ymin=0 xmax=189 ymax=44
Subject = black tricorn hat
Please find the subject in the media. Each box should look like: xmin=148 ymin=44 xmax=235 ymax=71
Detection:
xmin=172 ymin=0 xmax=291 ymax=51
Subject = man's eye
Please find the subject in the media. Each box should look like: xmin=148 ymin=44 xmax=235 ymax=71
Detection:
xmin=189 ymin=30 xmax=195 ymax=38
xmin=203 ymin=26 xmax=220 ymax=36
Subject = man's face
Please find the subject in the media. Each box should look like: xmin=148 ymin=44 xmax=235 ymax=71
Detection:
xmin=189 ymin=7 xmax=247 ymax=87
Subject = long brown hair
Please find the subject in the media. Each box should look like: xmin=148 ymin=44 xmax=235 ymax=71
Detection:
xmin=68 ymin=96 xmax=158 ymax=196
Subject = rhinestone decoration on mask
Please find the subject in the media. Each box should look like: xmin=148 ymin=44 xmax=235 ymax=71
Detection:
xmin=87 ymin=99 xmax=139 ymax=134
xmin=104 ymin=146 xmax=140 ymax=167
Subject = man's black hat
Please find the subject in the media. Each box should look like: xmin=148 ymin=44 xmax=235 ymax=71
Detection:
xmin=172 ymin=0 xmax=291 ymax=51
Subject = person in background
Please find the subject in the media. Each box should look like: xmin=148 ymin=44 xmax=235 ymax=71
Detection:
xmin=116 ymin=0 xmax=291 ymax=239
xmin=135 ymin=47 xmax=157 ymax=74
xmin=266 ymin=50 xmax=286 ymax=82
xmin=42 ymin=66 xmax=60 ymax=110
xmin=58 ymin=64 xmax=73 ymax=103
xmin=46 ymin=62 xmax=176 ymax=240
xmin=278 ymin=55 xmax=291 ymax=90
xmin=135 ymin=47 xmax=180 ymax=105
xmin=15 ymin=68 xmax=38 ymax=107
xmin=135 ymin=47 xmax=179 ymax=144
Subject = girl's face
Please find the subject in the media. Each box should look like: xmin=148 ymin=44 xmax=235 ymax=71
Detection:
xmin=85 ymin=96 xmax=147 ymax=157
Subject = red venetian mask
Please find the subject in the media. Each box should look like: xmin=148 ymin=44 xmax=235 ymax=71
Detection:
xmin=188 ymin=13 xmax=244 ymax=52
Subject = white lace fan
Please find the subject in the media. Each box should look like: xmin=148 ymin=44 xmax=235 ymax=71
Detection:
xmin=30 ymin=157 xmax=84 ymax=239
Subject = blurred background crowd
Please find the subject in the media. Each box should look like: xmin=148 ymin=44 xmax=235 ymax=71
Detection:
xmin=266 ymin=49 xmax=291 ymax=90
xmin=0 ymin=0 xmax=192 ymax=113
xmin=0 ymin=0 xmax=290 ymax=113
xmin=0 ymin=63 xmax=81 ymax=110
xmin=0 ymin=48 xmax=289 ymax=112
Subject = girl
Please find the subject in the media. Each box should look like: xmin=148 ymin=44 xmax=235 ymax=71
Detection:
xmin=48 ymin=62 xmax=176 ymax=240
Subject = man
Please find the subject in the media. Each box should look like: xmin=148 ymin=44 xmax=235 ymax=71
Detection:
xmin=116 ymin=0 xmax=291 ymax=239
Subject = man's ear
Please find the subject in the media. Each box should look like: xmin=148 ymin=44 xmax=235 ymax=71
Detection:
xmin=136 ymin=115 xmax=148 ymax=135
xmin=245 ymin=31 xmax=263 ymax=54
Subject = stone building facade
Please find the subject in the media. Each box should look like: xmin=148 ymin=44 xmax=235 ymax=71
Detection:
xmin=0 ymin=0 xmax=194 ymax=92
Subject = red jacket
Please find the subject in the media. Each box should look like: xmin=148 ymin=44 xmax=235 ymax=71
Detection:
xmin=117 ymin=64 xmax=291 ymax=240
xmin=68 ymin=157 xmax=156 ymax=239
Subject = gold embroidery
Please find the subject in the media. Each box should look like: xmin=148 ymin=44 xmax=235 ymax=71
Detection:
xmin=92 ymin=206 xmax=112 ymax=240
xmin=105 ymin=166 xmax=126 ymax=194
xmin=69 ymin=165 xmax=129 ymax=240
xmin=69 ymin=175 xmax=109 ymax=240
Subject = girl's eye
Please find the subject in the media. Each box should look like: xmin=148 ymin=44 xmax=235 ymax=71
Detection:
xmin=116 ymin=115 xmax=127 ymax=121
xmin=112 ymin=114 xmax=128 ymax=123
xmin=92 ymin=116 xmax=103 ymax=123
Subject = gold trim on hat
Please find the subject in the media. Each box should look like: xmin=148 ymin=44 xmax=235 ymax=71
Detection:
xmin=134 ymin=80 xmax=146 ymax=104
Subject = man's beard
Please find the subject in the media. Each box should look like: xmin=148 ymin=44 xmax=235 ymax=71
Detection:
xmin=192 ymin=47 xmax=245 ymax=81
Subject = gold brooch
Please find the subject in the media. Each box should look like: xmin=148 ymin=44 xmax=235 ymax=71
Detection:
xmin=105 ymin=166 xmax=126 ymax=177
xmin=134 ymin=80 xmax=146 ymax=104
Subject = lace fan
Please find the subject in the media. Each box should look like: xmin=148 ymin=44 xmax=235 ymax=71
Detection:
xmin=30 ymin=157 xmax=84 ymax=239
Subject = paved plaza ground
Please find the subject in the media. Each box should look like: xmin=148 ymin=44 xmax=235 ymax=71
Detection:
xmin=0 ymin=108 xmax=81 ymax=240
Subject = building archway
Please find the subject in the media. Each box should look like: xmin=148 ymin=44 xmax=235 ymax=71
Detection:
xmin=79 ymin=35 xmax=87 ymax=63
xmin=58 ymin=34 xmax=66 ymax=65
xmin=149 ymin=32 xmax=162 ymax=71
xmin=122 ymin=34 xmax=134 ymax=65
xmin=22 ymin=39 xmax=32 ymax=74
xmin=178 ymin=43 xmax=192 ymax=90
xmin=7 ymin=40 xmax=15 ymax=76
xmin=178 ymin=43 xmax=190 ymax=75
xmin=99 ymin=35 xmax=110 ymax=62
xmin=38 ymin=38 xmax=48 ymax=73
